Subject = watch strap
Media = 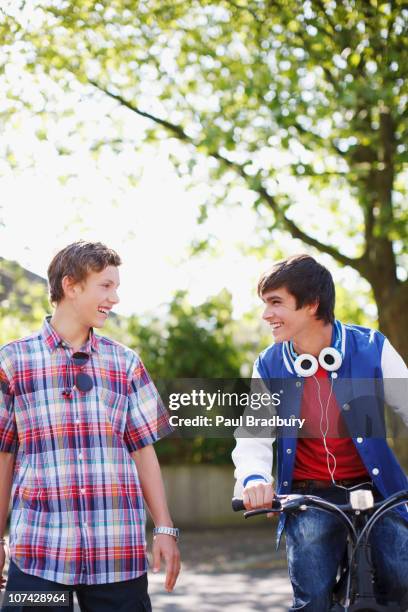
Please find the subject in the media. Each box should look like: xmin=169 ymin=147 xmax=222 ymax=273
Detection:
xmin=153 ymin=526 xmax=180 ymax=541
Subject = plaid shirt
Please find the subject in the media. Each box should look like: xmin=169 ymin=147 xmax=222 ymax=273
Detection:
xmin=0 ymin=317 xmax=172 ymax=585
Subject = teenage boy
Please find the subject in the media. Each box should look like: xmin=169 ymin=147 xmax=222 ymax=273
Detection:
xmin=232 ymin=254 xmax=408 ymax=611
xmin=0 ymin=241 xmax=180 ymax=612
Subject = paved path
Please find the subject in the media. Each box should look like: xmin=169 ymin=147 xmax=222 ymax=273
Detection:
xmin=144 ymin=525 xmax=292 ymax=611
xmin=147 ymin=568 xmax=292 ymax=611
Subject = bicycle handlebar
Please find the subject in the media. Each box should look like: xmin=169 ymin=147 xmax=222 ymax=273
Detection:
xmin=232 ymin=489 xmax=408 ymax=519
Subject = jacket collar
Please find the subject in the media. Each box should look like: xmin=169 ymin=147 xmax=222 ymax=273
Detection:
xmin=282 ymin=320 xmax=345 ymax=375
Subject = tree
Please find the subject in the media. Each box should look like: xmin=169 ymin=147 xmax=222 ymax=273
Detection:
xmin=128 ymin=289 xmax=245 ymax=379
xmin=0 ymin=1 xmax=407 ymax=359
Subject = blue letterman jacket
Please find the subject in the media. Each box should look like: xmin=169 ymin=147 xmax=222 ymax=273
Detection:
xmin=232 ymin=321 xmax=408 ymax=545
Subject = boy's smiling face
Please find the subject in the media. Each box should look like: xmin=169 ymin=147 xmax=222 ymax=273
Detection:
xmin=261 ymin=286 xmax=317 ymax=343
xmin=68 ymin=265 xmax=120 ymax=328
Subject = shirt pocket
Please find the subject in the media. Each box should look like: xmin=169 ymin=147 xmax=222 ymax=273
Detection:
xmin=97 ymin=386 xmax=128 ymax=437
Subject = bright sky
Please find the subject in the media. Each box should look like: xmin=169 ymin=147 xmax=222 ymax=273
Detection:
xmin=0 ymin=117 xmax=268 ymax=318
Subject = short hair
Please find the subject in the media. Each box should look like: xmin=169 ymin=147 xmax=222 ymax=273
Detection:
xmin=48 ymin=241 xmax=121 ymax=304
xmin=257 ymin=254 xmax=335 ymax=324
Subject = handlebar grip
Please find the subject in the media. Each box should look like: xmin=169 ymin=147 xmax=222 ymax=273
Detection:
xmin=232 ymin=498 xmax=245 ymax=512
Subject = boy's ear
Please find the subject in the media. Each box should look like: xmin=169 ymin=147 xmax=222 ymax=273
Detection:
xmin=61 ymin=275 xmax=80 ymax=299
xmin=308 ymin=300 xmax=319 ymax=316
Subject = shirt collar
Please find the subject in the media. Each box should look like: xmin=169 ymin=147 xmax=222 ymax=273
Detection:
xmin=41 ymin=316 xmax=100 ymax=353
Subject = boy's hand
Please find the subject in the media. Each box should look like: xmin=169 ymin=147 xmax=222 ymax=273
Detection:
xmin=152 ymin=534 xmax=180 ymax=592
xmin=243 ymin=482 xmax=275 ymax=511
xmin=0 ymin=544 xmax=7 ymax=591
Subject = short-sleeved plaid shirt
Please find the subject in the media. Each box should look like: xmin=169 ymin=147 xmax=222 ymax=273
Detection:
xmin=0 ymin=317 xmax=172 ymax=585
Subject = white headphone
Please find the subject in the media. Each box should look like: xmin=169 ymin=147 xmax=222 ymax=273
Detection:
xmin=293 ymin=346 xmax=342 ymax=378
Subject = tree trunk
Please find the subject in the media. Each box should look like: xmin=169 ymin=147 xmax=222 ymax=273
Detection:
xmin=369 ymin=279 xmax=408 ymax=470
xmin=373 ymin=283 xmax=408 ymax=363
xmin=357 ymin=235 xmax=408 ymax=470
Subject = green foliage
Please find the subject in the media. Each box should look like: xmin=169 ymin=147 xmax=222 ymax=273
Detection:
xmin=335 ymin=282 xmax=377 ymax=328
xmin=0 ymin=259 xmax=50 ymax=344
xmin=155 ymin=436 xmax=236 ymax=467
xmin=126 ymin=289 xmax=243 ymax=379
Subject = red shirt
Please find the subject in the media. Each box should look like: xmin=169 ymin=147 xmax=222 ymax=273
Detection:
xmin=292 ymin=365 xmax=369 ymax=481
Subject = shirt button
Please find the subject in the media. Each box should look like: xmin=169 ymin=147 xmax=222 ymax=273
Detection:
xmin=83 ymin=522 xmax=88 ymax=528
xmin=343 ymin=403 xmax=350 ymax=411
xmin=80 ymin=488 xmax=86 ymax=495
xmin=296 ymin=381 xmax=301 ymax=388
xmin=283 ymin=481 xmax=288 ymax=487
xmin=356 ymin=437 xmax=363 ymax=443
xmin=76 ymin=418 xmax=80 ymax=424
xmin=372 ymin=468 xmax=379 ymax=476
xmin=286 ymin=448 xmax=292 ymax=454
xmin=78 ymin=453 xmax=83 ymax=460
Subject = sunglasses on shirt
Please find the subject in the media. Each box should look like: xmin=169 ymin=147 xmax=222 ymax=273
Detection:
xmin=62 ymin=351 xmax=93 ymax=399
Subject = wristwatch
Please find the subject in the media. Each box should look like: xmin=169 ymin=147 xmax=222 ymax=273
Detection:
xmin=152 ymin=526 xmax=180 ymax=541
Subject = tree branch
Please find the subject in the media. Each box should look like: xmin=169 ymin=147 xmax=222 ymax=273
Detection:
xmin=90 ymin=79 xmax=361 ymax=271
xmin=248 ymin=179 xmax=361 ymax=269
xmin=89 ymin=80 xmax=191 ymax=143
xmin=291 ymin=119 xmax=346 ymax=158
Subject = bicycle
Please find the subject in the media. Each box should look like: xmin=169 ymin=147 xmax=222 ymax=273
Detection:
xmin=232 ymin=488 xmax=408 ymax=612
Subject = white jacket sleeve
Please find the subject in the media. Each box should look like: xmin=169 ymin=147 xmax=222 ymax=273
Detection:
xmin=381 ymin=338 xmax=408 ymax=428
xmin=231 ymin=360 xmax=275 ymax=497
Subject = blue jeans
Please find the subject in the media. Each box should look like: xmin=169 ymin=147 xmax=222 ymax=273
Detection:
xmin=285 ymin=490 xmax=408 ymax=612
xmin=1 ymin=560 xmax=152 ymax=612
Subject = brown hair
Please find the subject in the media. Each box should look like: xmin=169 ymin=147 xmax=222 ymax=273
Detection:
xmin=257 ymin=254 xmax=335 ymax=324
xmin=47 ymin=241 xmax=121 ymax=304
